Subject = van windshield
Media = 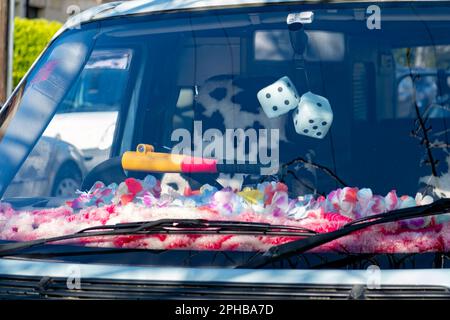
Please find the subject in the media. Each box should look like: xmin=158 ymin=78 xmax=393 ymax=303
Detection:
xmin=2 ymin=2 xmax=450 ymax=262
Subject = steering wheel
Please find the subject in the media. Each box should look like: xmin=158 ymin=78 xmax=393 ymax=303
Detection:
xmin=81 ymin=157 xmax=127 ymax=191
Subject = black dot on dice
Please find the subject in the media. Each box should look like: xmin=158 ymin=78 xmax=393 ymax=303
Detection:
xmin=317 ymin=132 xmax=322 ymax=136
xmin=317 ymin=102 xmax=322 ymax=107
xmin=309 ymin=120 xmax=314 ymax=124
xmin=287 ymin=82 xmax=291 ymax=87
xmin=313 ymin=126 xmax=318 ymax=130
xmin=284 ymin=100 xmax=290 ymax=105
xmin=303 ymin=129 xmax=309 ymax=134
xmin=266 ymin=93 xmax=271 ymax=99
xmin=278 ymin=87 xmax=283 ymax=92
xmin=273 ymin=106 xmax=278 ymax=111
xmin=295 ymin=120 xmax=298 ymax=125
xmin=322 ymin=121 xmax=327 ymax=126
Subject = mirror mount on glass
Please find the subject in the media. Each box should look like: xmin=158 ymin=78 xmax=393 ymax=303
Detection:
xmin=287 ymin=11 xmax=313 ymax=93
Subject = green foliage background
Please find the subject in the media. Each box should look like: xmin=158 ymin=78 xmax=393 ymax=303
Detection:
xmin=13 ymin=18 xmax=62 ymax=87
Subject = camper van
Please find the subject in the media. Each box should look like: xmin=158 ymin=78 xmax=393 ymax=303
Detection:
xmin=1 ymin=0 xmax=450 ymax=299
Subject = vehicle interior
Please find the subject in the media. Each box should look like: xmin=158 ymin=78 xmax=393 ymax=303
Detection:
xmin=73 ymin=5 xmax=450 ymax=201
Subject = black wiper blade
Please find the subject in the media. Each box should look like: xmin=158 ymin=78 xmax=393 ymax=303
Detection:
xmin=81 ymin=219 xmax=316 ymax=233
xmin=239 ymin=198 xmax=450 ymax=269
xmin=0 ymin=219 xmax=316 ymax=257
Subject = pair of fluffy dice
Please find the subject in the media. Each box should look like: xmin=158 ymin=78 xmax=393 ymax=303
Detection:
xmin=257 ymin=77 xmax=333 ymax=139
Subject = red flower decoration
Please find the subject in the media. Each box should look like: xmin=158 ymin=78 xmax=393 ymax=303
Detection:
xmin=125 ymin=178 xmax=143 ymax=195
xmin=264 ymin=182 xmax=289 ymax=206
xmin=105 ymin=205 xmax=116 ymax=214
xmin=343 ymin=187 xmax=358 ymax=203
xmin=121 ymin=194 xmax=135 ymax=205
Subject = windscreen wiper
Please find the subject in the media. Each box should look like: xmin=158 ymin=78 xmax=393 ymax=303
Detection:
xmin=239 ymin=198 xmax=450 ymax=269
xmin=0 ymin=219 xmax=316 ymax=257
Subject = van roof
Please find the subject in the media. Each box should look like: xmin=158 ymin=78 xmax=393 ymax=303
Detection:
xmin=64 ymin=0 xmax=430 ymax=27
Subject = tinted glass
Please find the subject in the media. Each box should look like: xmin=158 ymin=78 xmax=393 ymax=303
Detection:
xmin=2 ymin=3 xmax=450 ymax=262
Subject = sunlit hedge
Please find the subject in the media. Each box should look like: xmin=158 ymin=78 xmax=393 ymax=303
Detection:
xmin=13 ymin=17 xmax=62 ymax=87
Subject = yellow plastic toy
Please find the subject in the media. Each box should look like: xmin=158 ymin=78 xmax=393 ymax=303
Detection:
xmin=122 ymin=144 xmax=218 ymax=173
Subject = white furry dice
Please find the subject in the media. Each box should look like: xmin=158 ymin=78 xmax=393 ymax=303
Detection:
xmin=293 ymin=92 xmax=333 ymax=139
xmin=257 ymin=76 xmax=300 ymax=118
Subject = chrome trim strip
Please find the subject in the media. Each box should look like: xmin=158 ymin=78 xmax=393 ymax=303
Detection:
xmin=0 ymin=258 xmax=450 ymax=288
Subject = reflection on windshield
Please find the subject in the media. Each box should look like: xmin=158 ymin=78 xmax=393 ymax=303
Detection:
xmin=4 ymin=48 xmax=129 ymax=198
